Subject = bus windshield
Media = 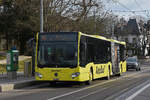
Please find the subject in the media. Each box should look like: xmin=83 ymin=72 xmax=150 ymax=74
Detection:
xmin=38 ymin=42 xmax=78 ymax=68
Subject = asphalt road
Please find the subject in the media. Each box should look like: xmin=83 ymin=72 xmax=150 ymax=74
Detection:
xmin=1 ymin=64 xmax=150 ymax=100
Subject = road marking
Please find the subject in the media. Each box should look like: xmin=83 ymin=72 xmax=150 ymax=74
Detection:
xmin=126 ymin=83 xmax=150 ymax=100
xmin=105 ymin=88 xmax=129 ymax=100
xmin=47 ymin=79 xmax=117 ymax=100
xmin=47 ymin=69 xmax=150 ymax=100
xmin=77 ymin=87 xmax=108 ymax=100
xmin=115 ymin=80 xmax=150 ymax=100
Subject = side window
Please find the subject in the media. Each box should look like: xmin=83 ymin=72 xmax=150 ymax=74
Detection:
xmin=133 ymin=38 xmax=136 ymax=44
xmin=107 ymin=46 xmax=111 ymax=62
xmin=87 ymin=43 xmax=93 ymax=63
xmin=79 ymin=37 xmax=87 ymax=67
xmin=120 ymin=45 xmax=126 ymax=61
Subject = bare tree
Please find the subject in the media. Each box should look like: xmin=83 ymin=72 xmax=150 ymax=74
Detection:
xmin=43 ymin=0 xmax=102 ymax=32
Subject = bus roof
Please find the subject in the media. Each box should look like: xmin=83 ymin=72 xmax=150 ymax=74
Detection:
xmin=110 ymin=39 xmax=126 ymax=45
xmin=38 ymin=32 xmax=126 ymax=45
xmin=79 ymin=32 xmax=111 ymax=42
xmin=79 ymin=32 xmax=126 ymax=45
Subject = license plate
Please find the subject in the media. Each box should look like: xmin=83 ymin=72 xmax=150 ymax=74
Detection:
xmin=53 ymin=78 xmax=59 ymax=81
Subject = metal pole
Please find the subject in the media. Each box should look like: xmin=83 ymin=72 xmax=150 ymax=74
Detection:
xmin=94 ymin=10 xmax=96 ymax=34
xmin=93 ymin=9 xmax=96 ymax=34
xmin=111 ymin=16 xmax=114 ymax=39
xmin=110 ymin=15 xmax=115 ymax=73
xmin=40 ymin=0 xmax=43 ymax=32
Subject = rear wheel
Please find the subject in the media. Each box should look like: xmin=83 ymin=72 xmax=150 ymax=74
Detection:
xmin=116 ymin=66 xmax=122 ymax=76
xmin=119 ymin=65 xmax=123 ymax=76
xmin=136 ymin=68 xmax=139 ymax=71
xmin=127 ymin=68 xmax=128 ymax=71
xmin=136 ymin=67 xmax=141 ymax=71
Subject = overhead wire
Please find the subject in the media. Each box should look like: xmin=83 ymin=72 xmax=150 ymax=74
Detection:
xmin=111 ymin=0 xmax=131 ymax=11
xmin=110 ymin=0 xmax=150 ymax=18
xmin=134 ymin=0 xmax=143 ymax=11
xmin=102 ymin=0 xmax=150 ymax=19
xmin=112 ymin=10 xmax=150 ymax=13
xmin=134 ymin=0 xmax=150 ymax=18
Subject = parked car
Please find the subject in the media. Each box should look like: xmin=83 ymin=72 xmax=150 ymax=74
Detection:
xmin=126 ymin=57 xmax=141 ymax=71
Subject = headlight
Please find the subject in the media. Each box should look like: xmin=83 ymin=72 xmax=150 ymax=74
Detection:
xmin=134 ymin=63 xmax=138 ymax=66
xmin=35 ymin=72 xmax=43 ymax=78
xmin=71 ymin=72 xmax=80 ymax=78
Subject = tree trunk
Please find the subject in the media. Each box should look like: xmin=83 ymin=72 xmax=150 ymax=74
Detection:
xmin=5 ymin=32 xmax=9 ymax=50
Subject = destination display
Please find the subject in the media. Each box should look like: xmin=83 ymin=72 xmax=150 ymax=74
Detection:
xmin=39 ymin=32 xmax=77 ymax=42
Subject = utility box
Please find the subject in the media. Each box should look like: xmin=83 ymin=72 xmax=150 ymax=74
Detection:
xmin=6 ymin=50 xmax=19 ymax=72
xmin=24 ymin=61 xmax=32 ymax=77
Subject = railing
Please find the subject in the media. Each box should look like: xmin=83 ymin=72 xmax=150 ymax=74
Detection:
xmin=0 ymin=64 xmax=6 ymax=80
xmin=0 ymin=60 xmax=33 ymax=81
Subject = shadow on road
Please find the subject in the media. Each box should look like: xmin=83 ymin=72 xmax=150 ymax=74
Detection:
xmin=24 ymin=78 xmax=108 ymax=90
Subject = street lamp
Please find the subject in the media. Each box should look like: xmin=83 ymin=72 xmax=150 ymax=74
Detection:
xmin=40 ymin=0 xmax=43 ymax=32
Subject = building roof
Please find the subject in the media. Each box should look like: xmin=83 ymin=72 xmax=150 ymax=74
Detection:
xmin=115 ymin=18 xmax=141 ymax=36
xmin=126 ymin=19 xmax=141 ymax=35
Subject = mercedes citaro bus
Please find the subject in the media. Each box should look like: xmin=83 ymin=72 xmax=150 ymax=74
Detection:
xmin=35 ymin=32 xmax=126 ymax=85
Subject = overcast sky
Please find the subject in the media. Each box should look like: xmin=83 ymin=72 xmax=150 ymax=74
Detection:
xmin=103 ymin=0 xmax=150 ymax=20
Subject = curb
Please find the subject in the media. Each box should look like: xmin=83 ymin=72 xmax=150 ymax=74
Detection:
xmin=0 ymin=80 xmax=42 ymax=92
xmin=0 ymin=84 xmax=14 ymax=92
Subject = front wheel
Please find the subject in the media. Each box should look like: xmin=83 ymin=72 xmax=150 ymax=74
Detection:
xmin=49 ymin=82 xmax=56 ymax=86
xmin=106 ymin=68 xmax=110 ymax=80
xmin=136 ymin=67 xmax=141 ymax=71
xmin=85 ymin=69 xmax=93 ymax=85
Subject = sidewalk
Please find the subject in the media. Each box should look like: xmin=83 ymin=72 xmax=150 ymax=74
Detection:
xmin=0 ymin=55 xmax=34 ymax=92
xmin=0 ymin=76 xmax=36 ymax=92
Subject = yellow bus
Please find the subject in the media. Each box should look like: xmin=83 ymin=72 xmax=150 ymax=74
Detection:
xmin=35 ymin=32 xmax=126 ymax=85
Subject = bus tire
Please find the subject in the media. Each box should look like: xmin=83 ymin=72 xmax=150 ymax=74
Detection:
xmin=136 ymin=68 xmax=139 ymax=71
xmin=106 ymin=66 xmax=110 ymax=80
xmin=119 ymin=65 xmax=123 ymax=75
xmin=127 ymin=68 xmax=128 ymax=71
xmin=85 ymin=68 xmax=93 ymax=85
xmin=49 ymin=82 xmax=56 ymax=86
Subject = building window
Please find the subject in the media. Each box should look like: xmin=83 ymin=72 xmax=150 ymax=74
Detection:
xmin=133 ymin=38 xmax=136 ymax=44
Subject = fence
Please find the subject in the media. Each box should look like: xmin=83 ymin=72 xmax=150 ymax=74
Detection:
xmin=0 ymin=60 xmax=33 ymax=81
xmin=0 ymin=64 xmax=6 ymax=80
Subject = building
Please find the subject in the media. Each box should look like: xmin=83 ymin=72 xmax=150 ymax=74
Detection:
xmin=115 ymin=18 xmax=144 ymax=56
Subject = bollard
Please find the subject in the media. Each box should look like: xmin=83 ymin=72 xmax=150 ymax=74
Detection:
xmin=24 ymin=61 xmax=32 ymax=77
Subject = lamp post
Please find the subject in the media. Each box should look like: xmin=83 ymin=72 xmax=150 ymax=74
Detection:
xmin=40 ymin=0 xmax=43 ymax=32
